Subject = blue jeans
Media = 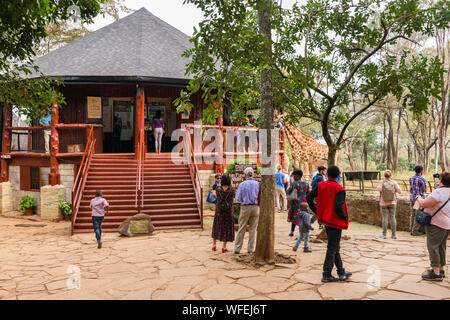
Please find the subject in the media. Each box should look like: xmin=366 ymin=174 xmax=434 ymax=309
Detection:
xmin=295 ymin=231 xmax=310 ymax=249
xmin=92 ymin=216 xmax=104 ymax=243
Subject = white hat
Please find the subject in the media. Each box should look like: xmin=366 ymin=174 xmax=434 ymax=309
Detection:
xmin=244 ymin=167 xmax=254 ymax=176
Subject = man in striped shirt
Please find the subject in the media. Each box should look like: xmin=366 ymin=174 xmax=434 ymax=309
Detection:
xmin=409 ymin=165 xmax=427 ymax=236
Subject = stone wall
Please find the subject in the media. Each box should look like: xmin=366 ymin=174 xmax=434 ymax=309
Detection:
xmin=199 ymin=169 xmax=215 ymax=209
xmin=9 ymin=166 xmax=41 ymax=214
xmin=9 ymin=165 xmax=74 ymax=215
xmin=346 ymin=194 xmax=411 ymax=232
xmin=40 ymin=185 xmax=66 ymax=221
xmin=59 ymin=164 xmax=75 ymax=201
xmin=0 ymin=182 xmax=13 ymax=214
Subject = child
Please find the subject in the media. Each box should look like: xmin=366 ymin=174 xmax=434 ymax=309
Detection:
xmin=293 ymin=202 xmax=314 ymax=252
xmin=90 ymin=190 xmax=109 ymax=249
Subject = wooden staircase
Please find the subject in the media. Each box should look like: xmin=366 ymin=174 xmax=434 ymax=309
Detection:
xmin=72 ymin=153 xmax=202 ymax=233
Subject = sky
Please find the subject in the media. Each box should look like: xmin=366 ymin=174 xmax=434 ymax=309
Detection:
xmin=88 ymin=0 xmax=300 ymax=36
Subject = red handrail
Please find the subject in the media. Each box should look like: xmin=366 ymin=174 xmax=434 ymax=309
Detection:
xmin=183 ymin=127 xmax=204 ymax=228
xmin=71 ymin=125 xmax=95 ymax=235
xmin=135 ymin=130 xmax=145 ymax=212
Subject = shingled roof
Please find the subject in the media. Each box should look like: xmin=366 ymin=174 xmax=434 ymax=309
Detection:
xmin=30 ymin=8 xmax=193 ymax=85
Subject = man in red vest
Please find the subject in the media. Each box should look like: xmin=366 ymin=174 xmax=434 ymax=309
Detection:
xmin=307 ymin=165 xmax=352 ymax=282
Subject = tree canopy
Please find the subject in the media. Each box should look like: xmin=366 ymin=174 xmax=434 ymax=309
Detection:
xmin=0 ymin=0 xmax=105 ymax=120
xmin=176 ymin=0 xmax=449 ymax=164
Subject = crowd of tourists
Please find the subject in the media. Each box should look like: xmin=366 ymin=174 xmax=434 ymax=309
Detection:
xmin=89 ymin=163 xmax=449 ymax=283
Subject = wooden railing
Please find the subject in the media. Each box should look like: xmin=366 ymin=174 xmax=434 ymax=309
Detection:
xmin=135 ymin=130 xmax=145 ymax=212
xmin=183 ymin=127 xmax=204 ymax=228
xmin=7 ymin=123 xmax=97 ymax=155
xmin=184 ymin=124 xmax=285 ymax=165
xmin=71 ymin=125 xmax=95 ymax=235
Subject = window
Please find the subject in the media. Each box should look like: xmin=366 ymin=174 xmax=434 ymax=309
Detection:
xmin=20 ymin=166 xmax=41 ymax=191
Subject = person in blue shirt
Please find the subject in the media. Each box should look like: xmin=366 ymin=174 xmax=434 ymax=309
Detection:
xmin=234 ymin=167 xmax=260 ymax=254
xmin=41 ymin=113 xmax=52 ymax=153
xmin=275 ymin=165 xmax=288 ymax=212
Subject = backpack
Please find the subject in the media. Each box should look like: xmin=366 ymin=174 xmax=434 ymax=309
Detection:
xmin=311 ymin=175 xmax=322 ymax=189
xmin=381 ymin=180 xmax=396 ymax=202
xmin=217 ymin=189 xmax=232 ymax=212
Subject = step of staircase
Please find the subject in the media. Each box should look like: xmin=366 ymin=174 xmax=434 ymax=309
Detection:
xmin=72 ymin=153 xmax=201 ymax=233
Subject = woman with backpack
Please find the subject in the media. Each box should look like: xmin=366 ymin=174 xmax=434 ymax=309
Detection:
xmin=376 ymin=170 xmax=402 ymax=239
xmin=211 ymin=174 xmax=235 ymax=253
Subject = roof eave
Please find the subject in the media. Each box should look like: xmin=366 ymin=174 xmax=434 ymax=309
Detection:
xmin=45 ymin=75 xmax=191 ymax=87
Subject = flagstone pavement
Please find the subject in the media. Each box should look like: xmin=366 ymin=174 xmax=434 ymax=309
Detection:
xmin=0 ymin=211 xmax=448 ymax=300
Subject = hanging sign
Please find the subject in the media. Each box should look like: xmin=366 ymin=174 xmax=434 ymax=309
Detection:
xmin=87 ymin=96 xmax=102 ymax=119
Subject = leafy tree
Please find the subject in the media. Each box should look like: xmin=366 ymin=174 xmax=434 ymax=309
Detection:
xmin=176 ymin=0 xmax=449 ymax=165
xmin=0 ymin=0 xmax=105 ymax=120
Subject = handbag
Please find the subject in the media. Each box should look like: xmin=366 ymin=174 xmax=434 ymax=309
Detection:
xmin=415 ymin=195 xmax=450 ymax=226
xmin=287 ymin=186 xmax=298 ymax=201
xmin=206 ymin=191 xmax=217 ymax=204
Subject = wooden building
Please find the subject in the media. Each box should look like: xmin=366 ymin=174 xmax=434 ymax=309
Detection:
xmin=1 ymin=8 xmax=285 ymax=232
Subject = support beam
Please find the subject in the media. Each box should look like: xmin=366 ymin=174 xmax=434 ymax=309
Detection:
xmin=135 ymin=85 xmax=145 ymax=159
xmin=215 ymin=104 xmax=224 ymax=173
xmin=49 ymin=100 xmax=60 ymax=186
xmin=1 ymin=103 xmax=12 ymax=182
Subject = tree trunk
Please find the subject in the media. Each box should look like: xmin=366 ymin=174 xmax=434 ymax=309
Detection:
xmin=344 ymin=140 xmax=356 ymax=171
xmin=363 ymin=142 xmax=368 ymax=171
xmin=327 ymin=147 xmax=337 ymax=166
xmin=393 ymin=106 xmax=402 ymax=172
xmin=386 ymin=109 xmax=394 ymax=170
xmin=381 ymin=114 xmax=387 ymax=164
xmin=255 ymin=0 xmax=275 ymax=264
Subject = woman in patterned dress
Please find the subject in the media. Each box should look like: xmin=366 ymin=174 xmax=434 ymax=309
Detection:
xmin=287 ymin=170 xmax=310 ymax=236
xmin=211 ymin=174 xmax=235 ymax=253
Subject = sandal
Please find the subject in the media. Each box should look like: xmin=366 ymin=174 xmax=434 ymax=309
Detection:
xmin=212 ymin=246 xmax=216 ymax=252
xmin=222 ymin=248 xmax=228 ymax=253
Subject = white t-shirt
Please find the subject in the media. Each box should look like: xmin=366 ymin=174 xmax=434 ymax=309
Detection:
xmin=426 ymin=187 xmax=450 ymax=230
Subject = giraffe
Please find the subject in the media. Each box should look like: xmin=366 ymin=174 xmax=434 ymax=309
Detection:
xmin=283 ymin=122 xmax=329 ymax=175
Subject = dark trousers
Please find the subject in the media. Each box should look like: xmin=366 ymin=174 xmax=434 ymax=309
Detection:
xmin=323 ymin=226 xmax=344 ymax=275
xmin=291 ymin=222 xmax=296 ymax=233
xmin=92 ymin=216 xmax=104 ymax=243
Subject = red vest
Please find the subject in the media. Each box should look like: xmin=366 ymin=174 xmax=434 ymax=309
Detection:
xmin=317 ymin=180 xmax=349 ymax=230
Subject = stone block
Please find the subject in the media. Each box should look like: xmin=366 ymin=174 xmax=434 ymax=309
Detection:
xmin=40 ymin=185 xmax=66 ymax=221
xmin=0 ymin=181 xmax=13 ymax=214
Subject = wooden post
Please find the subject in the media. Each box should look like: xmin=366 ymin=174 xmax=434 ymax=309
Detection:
xmin=49 ymin=100 xmax=60 ymax=186
xmin=135 ymin=85 xmax=145 ymax=160
xmin=216 ymin=104 xmax=224 ymax=173
xmin=1 ymin=103 xmax=12 ymax=182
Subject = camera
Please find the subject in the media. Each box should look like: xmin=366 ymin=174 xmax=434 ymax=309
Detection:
xmin=433 ymin=173 xmax=440 ymax=179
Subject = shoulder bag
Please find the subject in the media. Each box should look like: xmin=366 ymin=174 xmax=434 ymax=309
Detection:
xmin=415 ymin=194 xmax=450 ymax=226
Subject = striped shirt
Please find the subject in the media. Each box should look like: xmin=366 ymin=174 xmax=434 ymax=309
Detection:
xmin=409 ymin=174 xmax=427 ymax=202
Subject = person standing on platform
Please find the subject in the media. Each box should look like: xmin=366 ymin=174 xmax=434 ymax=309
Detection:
xmin=152 ymin=110 xmax=164 ymax=153
xmin=40 ymin=112 xmax=52 ymax=153
xmin=113 ymin=115 xmax=122 ymax=153
xmin=307 ymin=165 xmax=352 ymax=283
xmin=410 ymin=165 xmax=427 ymax=236
xmin=90 ymin=190 xmax=109 ymax=249
xmin=234 ymin=167 xmax=260 ymax=254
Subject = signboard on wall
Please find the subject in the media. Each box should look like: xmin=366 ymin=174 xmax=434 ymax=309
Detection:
xmin=230 ymin=162 xmax=261 ymax=189
xmin=87 ymin=96 xmax=102 ymax=118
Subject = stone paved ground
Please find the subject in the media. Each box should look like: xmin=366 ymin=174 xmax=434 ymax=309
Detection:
xmin=0 ymin=210 xmax=448 ymax=300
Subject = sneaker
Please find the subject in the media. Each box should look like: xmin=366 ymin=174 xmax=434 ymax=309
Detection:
xmin=379 ymin=234 xmax=386 ymax=239
xmin=421 ymin=269 xmax=443 ymax=281
xmin=289 ymin=232 xmax=294 ymax=237
xmin=303 ymin=247 xmax=312 ymax=253
xmin=321 ymin=274 xmax=339 ymax=283
xmin=391 ymin=235 xmax=397 ymax=239
xmin=97 ymin=242 xmax=102 ymax=249
xmin=441 ymin=270 xmax=445 ymax=278
xmin=338 ymin=271 xmax=352 ymax=281
xmin=293 ymin=245 xmax=298 ymax=252
xmin=234 ymin=251 xmax=240 ymax=254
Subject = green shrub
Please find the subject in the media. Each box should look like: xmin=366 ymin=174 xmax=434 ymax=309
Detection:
xmin=19 ymin=196 xmax=37 ymax=210
xmin=226 ymin=158 xmax=261 ymax=174
xmin=59 ymin=200 xmax=72 ymax=216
